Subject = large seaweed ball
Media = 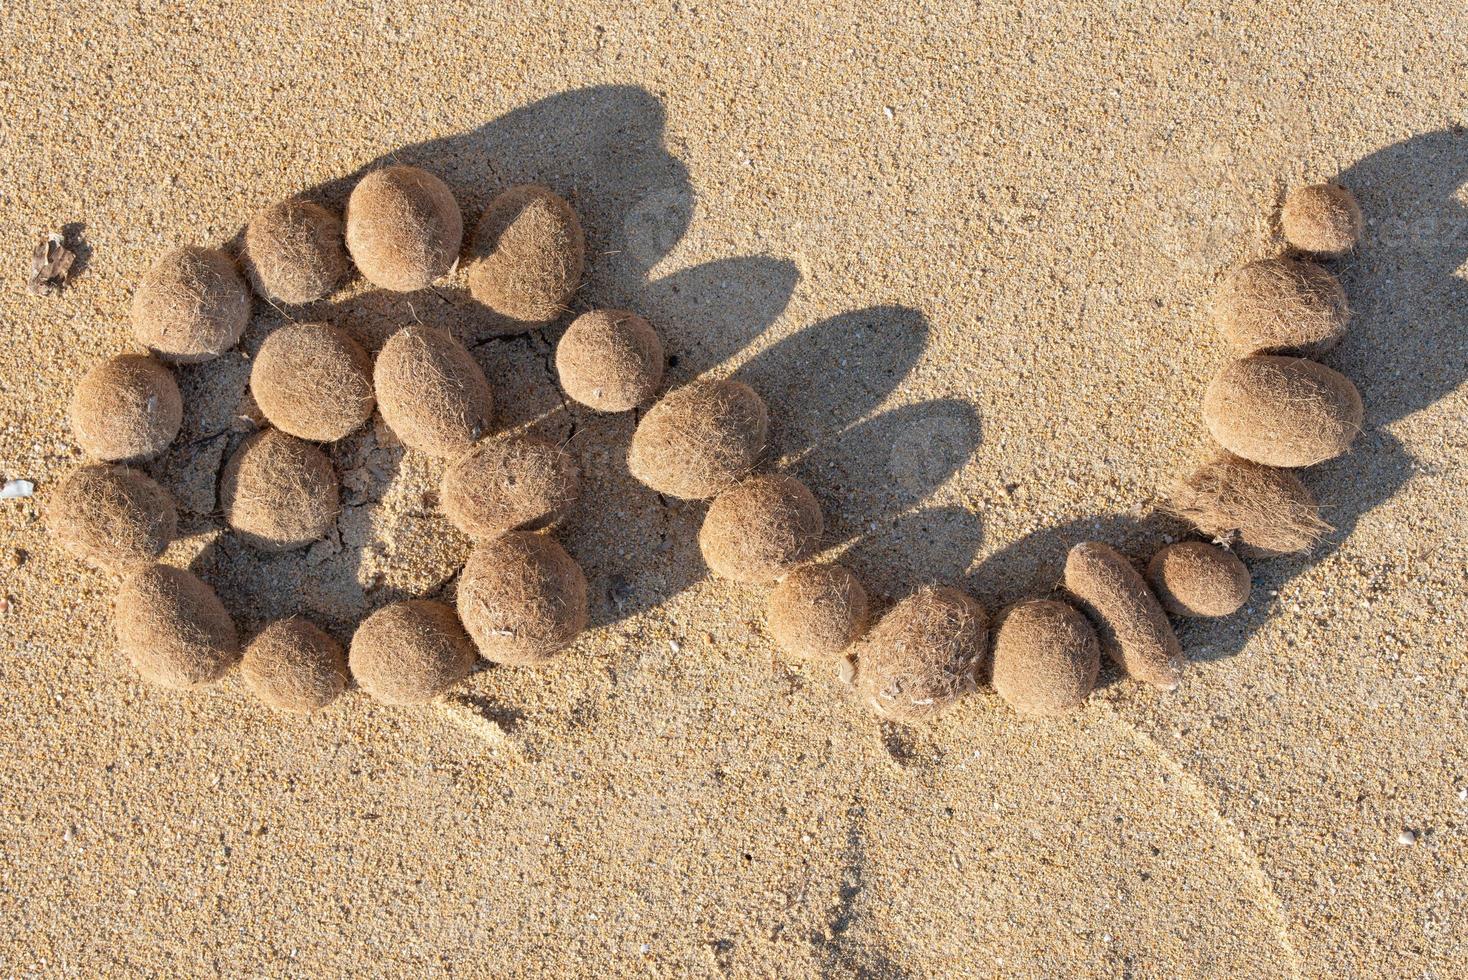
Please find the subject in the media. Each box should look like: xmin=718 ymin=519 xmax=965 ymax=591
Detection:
xmin=1064 ymin=542 xmax=1182 ymax=691
xmin=1147 ymin=541 xmax=1250 ymax=618
xmin=69 ymin=354 xmax=182 ymax=463
xmin=374 ymin=325 xmax=495 ymax=457
xmin=47 ymin=464 xmax=177 ymax=575
xmin=699 ymin=475 xmax=823 ymax=584
xmin=344 ymin=165 xmax=462 ymax=291
xmin=1168 ymin=453 xmax=1328 ymax=557
xmin=852 ymin=586 xmax=987 ymax=723
xmin=556 ymin=309 xmax=664 ymax=411
xmin=991 ymin=600 xmax=1100 ymax=716
xmin=628 ymin=380 xmax=769 ymax=499
xmin=1281 ymin=183 xmax=1362 ymax=257
xmin=220 ymin=429 xmax=339 ymax=551
xmin=241 ymin=199 xmax=349 ymax=304
xmin=241 ymin=616 xmax=348 ymax=712
xmin=766 ymin=563 xmax=869 ymax=660
xmin=457 ymin=531 xmax=588 ymax=666
xmin=1212 ymin=257 xmax=1349 ymax=356
xmin=115 ymin=565 xmax=239 ymax=689
xmin=130 ymin=246 xmax=250 ymax=363
xmin=349 ymin=600 xmax=476 ymax=705
xmin=467 ymin=184 xmax=585 ymax=332
xmin=251 ymin=322 xmax=374 ymax=441
xmin=441 ymin=434 xmax=579 ymax=540
xmin=1202 ymin=355 xmax=1363 ymax=467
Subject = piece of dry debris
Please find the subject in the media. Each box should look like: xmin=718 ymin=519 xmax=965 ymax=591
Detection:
xmin=28 ymin=233 xmax=76 ymax=296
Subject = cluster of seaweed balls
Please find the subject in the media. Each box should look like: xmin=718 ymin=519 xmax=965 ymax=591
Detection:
xmin=47 ymin=164 xmax=1364 ymax=723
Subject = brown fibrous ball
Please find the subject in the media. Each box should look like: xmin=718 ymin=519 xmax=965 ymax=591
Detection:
xmin=241 ymin=199 xmax=349 ymax=304
xmin=1167 ymin=453 xmax=1329 ymax=557
xmin=1147 ymin=541 xmax=1251 ymax=618
xmin=1281 ymin=183 xmax=1362 ymax=257
xmin=852 ymin=586 xmax=987 ymax=723
xmin=130 ymin=246 xmax=251 ymax=363
xmin=440 ymin=434 xmax=580 ymax=541
xmin=349 ymin=599 xmax=476 ymax=705
xmin=251 ymin=321 xmax=375 ymax=441
xmin=766 ymin=563 xmax=869 ymax=660
xmin=115 ymin=564 xmax=239 ymax=689
xmin=69 ymin=354 xmax=182 ymax=463
xmin=457 ymin=531 xmax=588 ymax=666
xmin=1202 ymin=355 xmax=1363 ymax=468
xmin=47 ymin=464 xmax=177 ymax=576
xmin=467 ymin=184 xmax=585 ymax=333
xmin=699 ymin=474 xmax=823 ymax=584
xmin=555 ymin=309 xmax=664 ymax=412
xmin=1212 ymin=257 xmax=1349 ymax=356
xmin=373 ymin=325 xmax=495 ymax=457
xmin=628 ymin=380 xmax=769 ymax=499
xmin=241 ymin=616 xmax=348 ymax=712
xmin=344 ymin=165 xmax=463 ymax=291
xmin=1064 ymin=542 xmax=1183 ymax=691
xmin=991 ymin=599 xmax=1100 ymax=716
xmin=221 ymin=429 xmax=340 ymax=552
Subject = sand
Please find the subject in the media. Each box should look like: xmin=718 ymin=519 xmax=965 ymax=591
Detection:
xmin=1 ymin=4 xmax=1465 ymax=977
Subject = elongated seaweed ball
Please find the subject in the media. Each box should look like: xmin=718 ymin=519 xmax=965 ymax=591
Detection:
xmin=766 ymin=563 xmax=869 ymax=660
xmin=468 ymin=184 xmax=585 ymax=332
xmin=241 ymin=616 xmax=348 ymax=712
xmin=345 ymin=166 xmax=463 ymax=291
xmin=251 ymin=322 xmax=375 ymax=441
xmin=1281 ymin=183 xmax=1362 ymax=257
xmin=1212 ymin=257 xmax=1349 ymax=356
xmin=47 ymin=464 xmax=177 ymax=575
xmin=699 ymin=475 xmax=823 ymax=584
xmin=349 ymin=600 xmax=476 ymax=704
xmin=1203 ymin=356 xmax=1363 ymax=467
xmin=1147 ymin=541 xmax=1250 ymax=618
xmin=852 ymin=586 xmax=987 ymax=723
xmin=457 ymin=531 xmax=588 ymax=665
xmin=440 ymin=434 xmax=580 ymax=540
xmin=131 ymin=246 xmax=251 ymax=363
xmin=221 ymin=429 xmax=340 ymax=551
xmin=1167 ymin=453 xmax=1329 ymax=557
xmin=1064 ymin=542 xmax=1182 ymax=691
xmin=241 ymin=199 xmax=349 ymax=304
xmin=555 ymin=309 xmax=664 ymax=411
xmin=115 ymin=565 xmax=239 ymax=689
xmin=991 ymin=599 xmax=1100 ymax=716
xmin=628 ymin=380 xmax=769 ymax=499
xmin=69 ymin=354 xmax=182 ymax=463
xmin=374 ymin=325 xmax=495 ymax=457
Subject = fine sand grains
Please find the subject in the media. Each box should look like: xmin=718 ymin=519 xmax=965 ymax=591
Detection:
xmin=68 ymin=354 xmax=182 ymax=463
xmin=852 ymin=586 xmax=987 ymax=722
xmin=46 ymin=464 xmax=176 ymax=576
xmin=456 ymin=531 xmax=588 ymax=666
xmin=349 ymin=600 xmax=477 ymax=705
xmin=628 ymin=380 xmax=769 ymax=499
xmin=250 ymin=321 xmax=375 ymax=442
xmin=130 ymin=246 xmax=251 ymax=363
xmin=698 ymin=474 xmax=823 ymax=584
xmin=373 ymin=325 xmax=495 ymax=457
xmin=241 ymin=199 xmax=350 ymax=304
xmin=114 ymin=565 xmax=239 ymax=690
xmin=990 ymin=599 xmax=1100 ymax=716
xmin=1167 ymin=452 xmax=1330 ymax=557
xmin=344 ymin=166 xmax=463 ymax=291
xmin=766 ymin=563 xmax=869 ymax=661
xmin=1202 ymin=355 xmax=1364 ymax=467
xmin=1064 ymin=542 xmax=1183 ymax=691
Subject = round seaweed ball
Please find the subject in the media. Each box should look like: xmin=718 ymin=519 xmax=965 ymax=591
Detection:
xmin=1166 ymin=453 xmax=1329 ymax=557
xmin=699 ymin=474 xmax=823 ymax=584
xmin=766 ymin=563 xmax=869 ymax=660
xmin=628 ymin=380 xmax=768 ymax=499
xmin=555 ymin=309 xmax=664 ymax=412
xmin=1146 ymin=541 xmax=1250 ymax=618
xmin=115 ymin=564 xmax=239 ymax=689
xmin=991 ymin=599 xmax=1100 ymax=716
xmin=344 ymin=165 xmax=462 ymax=291
xmin=251 ymin=321 xmax=375 ymax=441
xmin=1202 ymin=355 xmax=1363 ymax=467
xmin=130 ymin=246 xmax=251 ymax=363
xmin=241 ymin=616 xmax=348 ymax=712
xmin=1064 ymin=542 xmax=1182 ymax=691
xmin=852 ymin=586 xmax=987 ymax=723
xmin=373 ymin=325 xmax=495 ymax=457
xmin=241 ymin=199 xmax=349 ymax=304
xmin=468 ymin=184 xmax=585 ymax=332
xmin=69 ymin=354 xmax=182 ymax=463
xmin=1281 ymin=183 xmax=1362 ymax=257
xmin=220 ymin=429 xmax=340 ymax=551
xmin=440 ymin=433 xmax=580 ymax=541
xmin=456 ymin=531 xmax=588 ymax=666
xmin=349 ymin=599 xmax=476 ymax=705
xmin=1212 ymin=257 xmax=1349 ymax=356
xmin=47 ymin=464 xmax=177 ymax=576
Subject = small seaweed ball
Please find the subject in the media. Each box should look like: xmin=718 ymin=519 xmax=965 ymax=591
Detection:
xmin=349 ymin=600 xmax=476 ymax=705
xmin=441 ymin=433 xmax=579 ymax=541
xmin=115 ymin=565 xmax=239 ymax=689
xmin=251 ymin=322 xmax=374 ymax=441
xmin=1203 ymin=355 xmax=1363 ymax=467
xmin=556 ymin=309 xmax=664 ymax=412
xmin=241 ymin=616 xmax=348 ymax=712
xmin=374 ymin=325 xmax=495 ymax=457
xmin=699 ymin=475 xmax=823 ymax=584
xmin=468 ymin=185 xmax=585 ymax=332
xmin=991 ymin=600 xmax=1100 ymax=716
xmin=1147 ymin=542 xmax=1251 ymax=618
xmin=1064 ymin=542 xmax=1182 ymax=691
xmin=47 ymin=464 xmax=177 ymax=576
xmin=241 ymin=199 xmax=349 ymax=304
xmin=1212 ymin=257 xmax=1349 ymax=356
xmin=130 ymin=246 xmax=251 ymax=363
xmin=766 ymin=563 xmax=869 ymax=660
xmin=220 ymin=429 xmax=340 ymax=551
xmin=69 ymin=354 xmax=182 ymax=463
xmin=628 ymin=380 xmax=769 ymax=499
xmin=1281 ymin=183 xmax=1362 ymax=257
xmin=344 ymin=165 xmax=462 ymax=291
xmin=457 ymin=531 xmax=588 ymax=665
xmin=852 ymin=586 xmax=987 ymax=723
xmin=1168 ymin=453 xmax=1327 ymax=557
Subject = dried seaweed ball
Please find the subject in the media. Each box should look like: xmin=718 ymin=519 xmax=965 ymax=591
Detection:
xmin=699 ymin=474 xmax=823 ymax=584
xmin=628 ymin=380 xmax=768 ymax=499
xmin=1202 ymin=355 xmax=1363 ymax=467
xmin=47 ymin=464 xmax=176 ymax=575
xmin=766 ymin=563 xmax=869 ymax=660
xmin=241 ymin=199 xmax=349 ymax=304
xmin=241 ymin=616 xmax=348 ymax=712
xmin=69 ymin=354 xmax=182 ymax=463
xmin=457 ymin=531 xmax=588 ymax=666
xmin=374 ymin=325 xmax=495 ymax=457
xmin=468 ymin=185 xmax=585 ymax=332
xmin=221 ymin=429 xmax=340 ymax=551
xmin=1281 ymin=183 xmax=1362 ymax=257
xmin=345 ymin=166 xmax=462 ymax=291
xmin=1167 ymin=453 xmax=1329 ymax=557
xmin=115 ymin=565 xmax=239 ymax=689
xmin=1147 ymin=541 xmax=1250 ymax=618
xmin=130 ymin=246 xmax=250 ymax=363
xmin=991 ymin=599 xmax=1100 ymax=716
xmin=555 ymin=309 xmax=664 ymax=411
xmin=349 ymin=600 xmax=476 ymax=704
xmin=852 ymin=586 xmax=987 ymax=723
xmin=1212 ymin=257 xmax=1349 ymax=356
xmin=251 ymin=322 xmax=375 ymax=441
xmin=441 ymin=434 xmax=579 ymax=540
xmin=1064 ymin=542 xmax=1183 ymax=691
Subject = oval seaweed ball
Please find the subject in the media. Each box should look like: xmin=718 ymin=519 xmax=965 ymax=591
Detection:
xmin=852 ymin=586 xmax=987 ymax=723
xmin=374 ymin=325 xmax=495 ymax=457
xmin=1064 ymin=542 xmax=1183 ymax=691
xmin=991 ymin=599 xmax=1100 ymax=716
xmin=344 ymin=165 xmax=462 ymax=291
xmin=468 ymin=184 xmax=585 ymax=332
xmin=1212 ymin=257 xmax=1349 ymax=356
xmin=241 ymin=199 xmax=349 ymax=304
xmin=251 ymin=321 xmax=375 ymax=441
xmin=220 ymin=429 xmax=340 ymax=552
xmin=130 ymin=246 xmax=251 ymax=363
xmin=115 ymin=565 xmax=239 ymax=689
xmin=1281 ymin=183 xmax=1362 ymax=257
xmin=241 ymin=616 xmax=348 ymax=712
xmin=556 ymin=309 xmax=664 ymax=412
xmin=1167 ymin=452 xmax=1329 ymax=557
xmin=440 ymin=433 xmax=580 ymax=541
xmin=1202 ymin=356 xmax=1363 ymax=467
xmin=69 ymin=354 xmax=182 ymax=463
xmin=628 ymin=380 xmax=769 ymax=499
xmin=699 ymin=474 xmax=823 ymax=584
xmin=46 ymin=464 xmax=177 ymax=576
xmin=457 ymin=531 xmax=588 ymax=666
xmin=1147 ymin=541 xmax=1250 ymax=618
xmin=349 ymin=600 xmax=476 ymax=705
xmin=766 ymin=563 xmax=869 ymax=660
